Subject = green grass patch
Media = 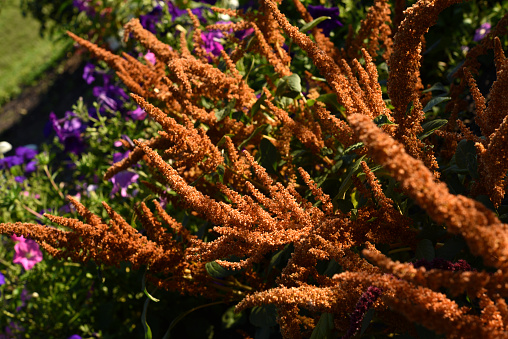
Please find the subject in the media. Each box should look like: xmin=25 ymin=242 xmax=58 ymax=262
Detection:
xmin=0 ymin=0 xmax=71 ymax=107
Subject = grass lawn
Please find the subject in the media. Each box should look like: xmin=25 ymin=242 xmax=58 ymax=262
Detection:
xmin=0 ymin=0 xmax=71 ymax=107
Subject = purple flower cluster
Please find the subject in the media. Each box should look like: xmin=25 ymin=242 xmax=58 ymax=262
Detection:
xmin=49 ymin=112 xmax=86 ymax=154
xmin=307 ymin=5 xmax=343 ymax=36
xmin=139 ymin=4 xmax=164 ymax=34
xmin=342 ymin=286 xmax=383 ymax=339
xmin=167 ymin=1 xmax=207 ymax=23
xmin=413 ymin=258 xmax=474 ymax=271
xmin=92 ymin=75 xmax=130 ymax=113
xmin=0 ymin=146 xmax=39 ymax=182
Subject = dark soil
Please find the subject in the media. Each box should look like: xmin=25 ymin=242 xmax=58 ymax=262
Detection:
xmin=0 ymin=51 xmax=91 ymax=149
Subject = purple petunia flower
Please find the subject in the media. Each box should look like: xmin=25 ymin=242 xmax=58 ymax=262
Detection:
xmin=144 ymin=51 xmax=157 ymax=65
xmin=110 ymin=171 xmax=139 ymax=198
xmin=235 ymin=27 xmax=254 ymax=40
xmin=167 ymin=1 xmax=207 ymax=22
xmin=12 ymin=234 xmax=43 ymax=271
xmin=140 ymin=4 xmax=163 ymax=33
xmin=67 ymin=335 xmax=82 ymax=339
xmin=0 ymin=145 xmax=38 ymax=175
xmin=128 ymin=107 xmax=147 ymax=120
xmin=113 ymin=150 xmax=130 ymax=163
xmin=308 ymin=5 xmax=343 ymax=36
xmin=15 ymin=146 xmax=37 ymax=161
xmin=343 ymin=286 xmax=382 ymax=339
xmin=0 ymin=272 xmax=5 ymax=286
xmin=92 ymin=75 xmax=129 ymax=113
xmin=202 ymin=30 xmax=226 ymax=57
xmin=0 ymin=155 xmax=24 ymax=169
xmin=14 ymin=176 xmax=26 ymax=183
xmin=474 ymin=22 xmax=491 ymax=42
xmin=24 ymin=160 xmax=37 ymax=174
xmin=83 ymin=63 xmax=96 ymax=84
xmin=49 ymin=112 xmax=86 ymax=154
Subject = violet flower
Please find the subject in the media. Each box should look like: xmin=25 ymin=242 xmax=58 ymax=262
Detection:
xmin=0 ymin=155 xmax=24 ymax=169
xmin=110 ymin=171 xmax=139 ymax=198
xmin=342 ymin=286 xmax=382 ymax=339
xmin=308 ymin=5 xmax=343 ymax=36
xmin=92 ymin=78 xmax=129 ymax=113
xmin=128 ymin=107 xmax=147 ymax=120
xmin=49 ymin=112 xmax=86 ymax=154
xmin=0 ymin=272 xmax=5 ymax=286
xmin=15 ymin=146 xmax=37 ymax=161
xmin=474 ymin=22 xmax=491 ymax=42
xmin=202 ymin=26 xmax=229 ymax=57
xmin=139 ymin=4 xmax=163 ymax=33
xmin=12 ymin=234 xmax=43 ymax=271
xmin=144 ymin=51 xmax=157 ymax=65
xmin=167 ymin=1 xmax=207 ymax=22
xmin=83 ymin=62 xmax=96 ymax=84
xmin=14 ymin=176 xmax=26 ymax=183
xmin=0 ymin=145 xmax=38 ymax=174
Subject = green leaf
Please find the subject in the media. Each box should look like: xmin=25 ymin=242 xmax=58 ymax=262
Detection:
xmin=215 ymin=99 xmax=236 ymax=121
xmin=334 ymin=199 xmax=354 ymax=214
xmin=373 ymin=114 xmax=395 ymax=126
xmin=315 ymin=93 xmax=341 ymax=111
xmin=275 ymin=74 xmax=302 ymax=98
xmin=455 ymin=140 xmax=476 ymax=170
xmin=259 ymin=138 xmax=280 ymax=173
xmin=238 ymin=124 xmax=270 ymax=150
xmin=422 ymin=82 xmax=447 ymax=93
xmin=475 ymin=195 xmax=496 ymax=212
xmin=222 ymin=305 xmax=244 ymax=330
xmin=334 ymin=155 xmax=367 ymax=201
xmin=142 ymin=271 xmax=160 ymax=302
xmin=162 ymin=301 xmax=224 ymax=339
xmin=466 ymin=152 xmax=479 ymax=179
xmin=415 ymin=239 xmax=435 ymax=261
xmin=285 ymin=74 xmax=302 ymax=93
xmin=251 ymin=93 xmax=266 ymax=116
xmin=205 ymin=261 xmax=237 ymax=279
xmin=422 ymin=96 xmax=451 ymax=113
xmin=418 ymin=119 xmax=447 ymax=140
xmin=300 ymin=16 xmax=331 ymax=33
xmin=360 ymin=309 xmax=375 ymax=336
xmin=323 ymin=259 xmax=341 ymax=277
xmin=142 ymin=298 xmax=153 ymax=339
xmin=310 ymin=313 xmax=334 ymax=339
xmin=249 ymin=305 xmax=278 ymax=328
xmin=268 ymin=244 xmax=293 ymax=271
